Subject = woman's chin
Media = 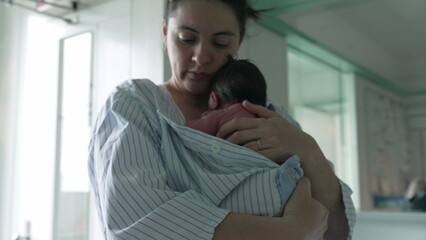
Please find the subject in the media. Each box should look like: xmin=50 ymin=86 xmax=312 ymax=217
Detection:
xmin=185 ymin=82 xmax=210 ymax=96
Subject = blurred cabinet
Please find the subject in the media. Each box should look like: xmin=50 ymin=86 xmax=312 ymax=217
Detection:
xmin=406 ymin=98 xmax=426 ymax=180
xmin=356 ymin=76 xmax=426 ymax=211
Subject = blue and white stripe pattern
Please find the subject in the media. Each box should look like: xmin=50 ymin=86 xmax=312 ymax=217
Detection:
xmin=88 ymin=79 xmax=355 ymax=239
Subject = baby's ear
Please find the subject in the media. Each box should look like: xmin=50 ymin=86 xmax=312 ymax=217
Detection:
xmin=208 ymin=92 xmax=221 ymax=110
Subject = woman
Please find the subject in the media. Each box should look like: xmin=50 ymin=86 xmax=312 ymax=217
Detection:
xmin=89 ymin=0 xmax=355 ymax=239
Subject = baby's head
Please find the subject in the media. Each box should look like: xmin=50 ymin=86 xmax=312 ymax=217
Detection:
xmin=208 ymin=58 xmax=267 ymax=110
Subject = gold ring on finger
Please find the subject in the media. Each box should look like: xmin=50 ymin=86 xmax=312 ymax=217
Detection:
xmin=257 ymin=139 xmax=262 ymax=150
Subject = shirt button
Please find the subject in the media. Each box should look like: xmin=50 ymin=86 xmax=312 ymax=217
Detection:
xmin=211 ymin=143 xmax=221 ymax=153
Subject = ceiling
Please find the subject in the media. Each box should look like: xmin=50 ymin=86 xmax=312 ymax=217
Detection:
xmin=1 ymin=0 xmax=112 ymax=22
xmin=279 ymin=0 xmax=426 ymax=61
xmin=270 ymin=0 xmax=426 ymax=86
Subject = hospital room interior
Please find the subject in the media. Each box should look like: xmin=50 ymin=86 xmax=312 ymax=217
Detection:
xmin=0 ymin=0 xmax=425 ymax=239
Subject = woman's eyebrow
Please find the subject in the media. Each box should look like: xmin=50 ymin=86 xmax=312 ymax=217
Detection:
xmin=214 ymin=31 xmax=236 ymax=37
xmin=178 ymin=26 xmax=198 ymax=33
xmin=178 ymin=26 xmax=236 ymax=37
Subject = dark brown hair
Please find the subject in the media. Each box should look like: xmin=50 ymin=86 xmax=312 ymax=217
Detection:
xmin=164 ymin=0 xmax=262 ymax=41
xmin=210 ymin=57 xmax=267 ymax=106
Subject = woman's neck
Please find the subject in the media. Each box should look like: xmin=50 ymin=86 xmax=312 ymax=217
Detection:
xmin=165 ymin=81 xmax=209 ymax=121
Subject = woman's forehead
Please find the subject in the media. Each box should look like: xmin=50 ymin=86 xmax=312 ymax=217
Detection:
xmin=169 ymin=1 xmax=239 ymax=34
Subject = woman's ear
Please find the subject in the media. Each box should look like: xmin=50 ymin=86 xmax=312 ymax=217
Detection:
xmin=208 ymin=92 xmax=221 ymax=110
xmin=162 ymin=20 xmax=168 ymax=50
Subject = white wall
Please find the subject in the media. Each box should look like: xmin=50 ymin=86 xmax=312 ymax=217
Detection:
xmin=130 ymin=0 xmax=166 ymax=83
xmin=90 ymin=0 xmax=166 ymax=114
xmin=0 ymin=5 xmax=30 ymax=240
xmin=240 ymin=23 xmax=289 ymax=109
xmin=91 ymin=2 xmax=132 ymax=115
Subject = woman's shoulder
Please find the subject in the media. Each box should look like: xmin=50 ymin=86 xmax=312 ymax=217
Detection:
xmin=101 ymin=79 xmax=164 ymax=116
xmin=110 ymin=79 xmax=163 ymax=103
xmin=115 ymin=79 xmax=161 ymax=96
xmin=107 ymin=79 xmax=184 ymax=124
xmin=92 ymin=79 xmax=164 ymax=147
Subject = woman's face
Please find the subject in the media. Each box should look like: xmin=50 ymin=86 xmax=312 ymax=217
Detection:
xmin=163 ymin=0 xmax=241 ymax=96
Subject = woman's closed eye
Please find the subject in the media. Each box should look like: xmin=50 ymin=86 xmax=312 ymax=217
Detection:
xmin=178 ymin=32 xmax=196 ymax=45
xmin=213 ymin=38 xmax=231 ymax=48
xmin=179 ymin=37 xmax=195 ymax=44
xmin=214 ymin=42 xmax=229 ymax=48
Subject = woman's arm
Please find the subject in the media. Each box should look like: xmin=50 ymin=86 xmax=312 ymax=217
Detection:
xmin=296 ymin=136 xmax=349 ymax=240
xmin=214 ymin=178 xmax=329 ymax=240
xmin=216 ymin=101 xmax=352 ymax=239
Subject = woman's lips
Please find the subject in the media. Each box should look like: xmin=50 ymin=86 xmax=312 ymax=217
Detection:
xmin=187 ymin=71 xmax=211 ymax=80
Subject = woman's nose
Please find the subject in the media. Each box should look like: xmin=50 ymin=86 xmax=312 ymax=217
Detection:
xmin=192 ymin=43 xmax=213 ymax=66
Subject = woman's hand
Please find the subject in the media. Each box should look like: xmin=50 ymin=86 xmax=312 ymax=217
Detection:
xmin=213 ymin=177 xmax=329 ymax=240
xmin=217 ymin=101 xmax=350 ymax=238
xmin=282 ymin=177 xmax=329 ymax=240
xmin=216 ymin=100 xmax=317 ymax=164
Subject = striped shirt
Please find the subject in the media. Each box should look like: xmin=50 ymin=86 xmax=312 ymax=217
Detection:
xmin=88 ymin=79 xmax=356 ymax=240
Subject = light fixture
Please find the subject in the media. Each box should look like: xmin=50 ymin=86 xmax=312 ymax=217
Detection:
xmin=1 ymin=0 xmax=80 ymax=24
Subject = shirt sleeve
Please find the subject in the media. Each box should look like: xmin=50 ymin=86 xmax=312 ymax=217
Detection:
xmin=340 ymin=180 xmax=356 ymax=240
xmin=88 ymin=91 xmax=230 ymax=240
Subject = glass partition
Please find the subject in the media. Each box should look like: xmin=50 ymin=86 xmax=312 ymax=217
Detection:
xmin=287 ymin=49 xmax=360 ymax=209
